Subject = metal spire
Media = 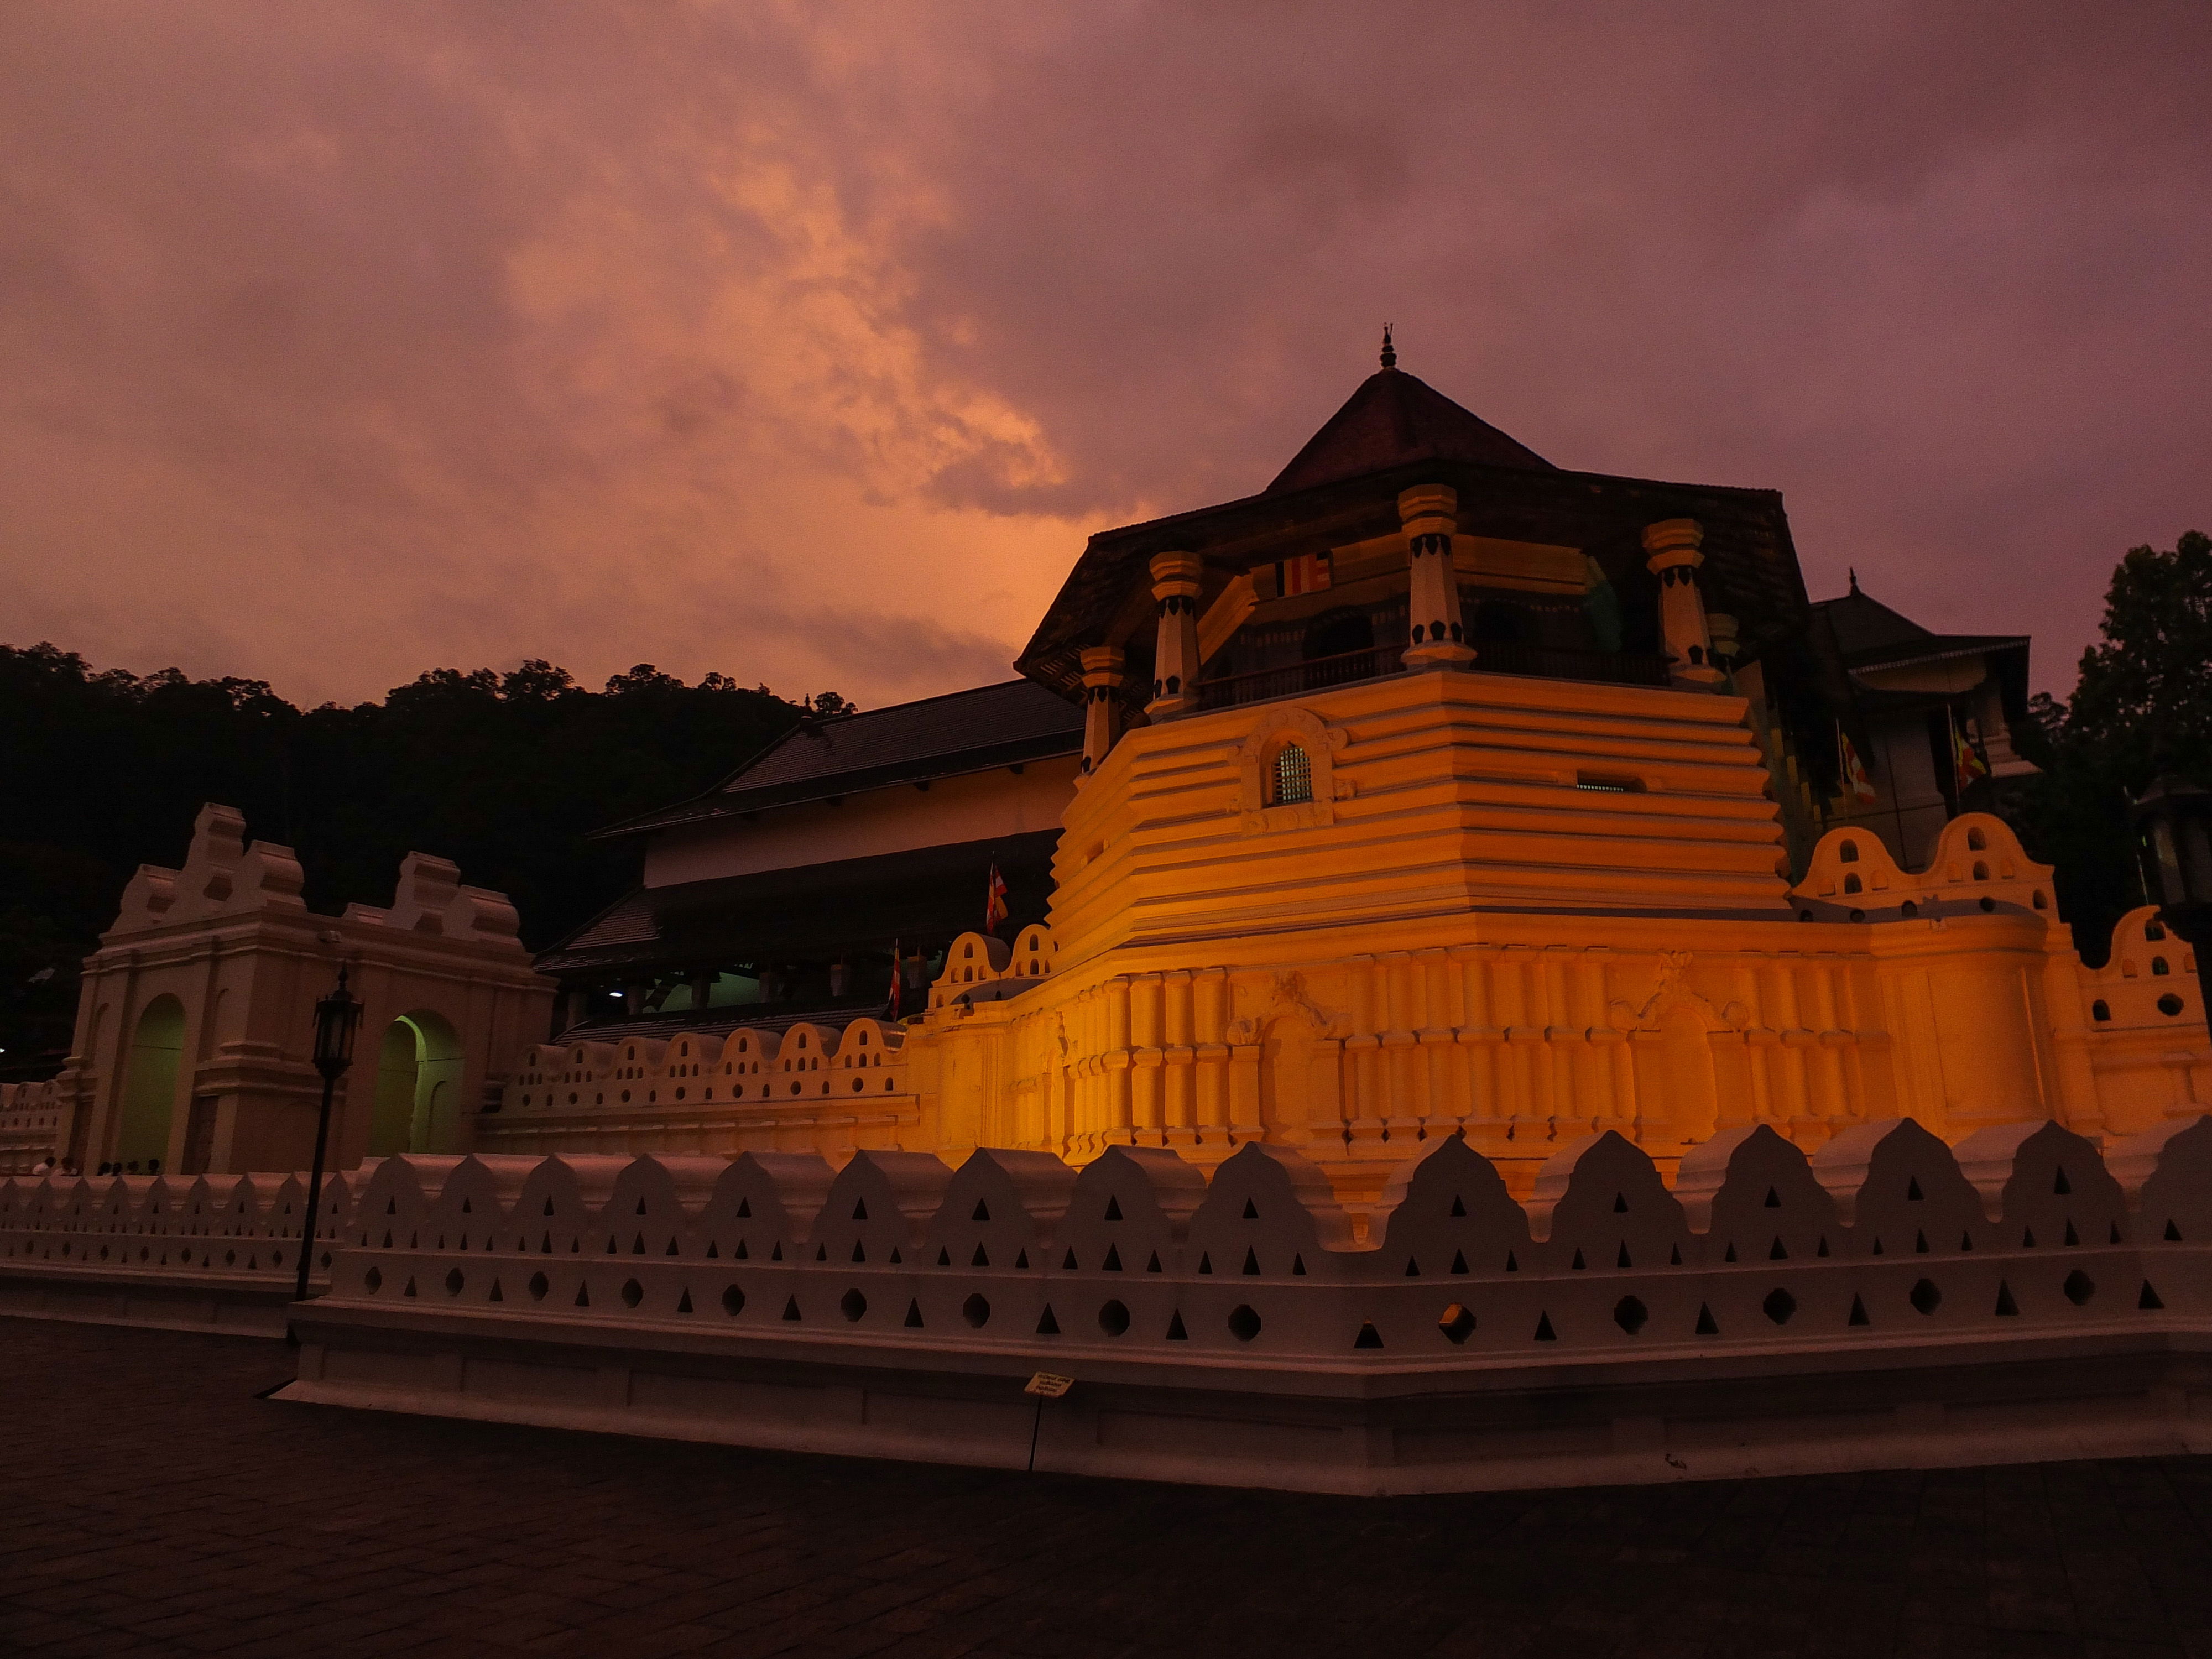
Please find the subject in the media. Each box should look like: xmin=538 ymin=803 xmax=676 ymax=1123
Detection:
xmin=1380 ymin=324 xmax=1396 ymax=371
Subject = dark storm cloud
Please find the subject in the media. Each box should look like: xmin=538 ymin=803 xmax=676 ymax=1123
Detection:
xmin=1 ymin=1 xmax=2205 ymax=706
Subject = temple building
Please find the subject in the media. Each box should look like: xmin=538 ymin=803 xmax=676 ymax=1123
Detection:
xmin=469 ymin=340 xmax=2203 ymax=1197
xmin=11 ymin=340 xmax=2204 ymax=1194
xmin=535 ymin=341 xmax=1846 ymax=1047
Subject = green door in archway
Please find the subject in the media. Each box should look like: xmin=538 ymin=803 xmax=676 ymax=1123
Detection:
xmin=116 ymin=996 xmax=186 ymax=1170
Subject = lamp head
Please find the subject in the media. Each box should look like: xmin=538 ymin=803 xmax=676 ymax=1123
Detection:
xmin=312 ymin=964 xmax=364 ymax=1080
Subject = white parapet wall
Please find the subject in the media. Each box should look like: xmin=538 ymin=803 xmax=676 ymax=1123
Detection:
xmin=263 ymin=1118 xmax=2212 ymax=1494
xmin=0 ymin=1167 xmax=359 ymax=1335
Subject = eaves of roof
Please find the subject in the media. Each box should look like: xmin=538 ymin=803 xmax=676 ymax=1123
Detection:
xmin=594 ymin=727 xmax=1081 ymax=839
xmin=1844 ymin=635 xmax=2030 ymax=673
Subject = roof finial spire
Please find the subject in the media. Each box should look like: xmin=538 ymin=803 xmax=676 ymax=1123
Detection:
xmin=1379 ymin=322 xmax=1396 ymax=371
xmin=1849 ymin=566 xmax=1860 ymax=594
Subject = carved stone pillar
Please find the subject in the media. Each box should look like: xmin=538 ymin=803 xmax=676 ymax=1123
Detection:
xmin=1146 ymin=551 xmax=1204 ymax=718
xmin=1642 ymin=519 xmax=1724 ymax=688
xmin=1400 ymin=484 xmax=1476 ymax=670
xmin=1078 ymin=645 xmax=1125 ymax=778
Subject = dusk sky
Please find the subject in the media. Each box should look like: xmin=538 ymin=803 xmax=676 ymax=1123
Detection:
xmin=3 ymin=3 xmax=2207 ymax=710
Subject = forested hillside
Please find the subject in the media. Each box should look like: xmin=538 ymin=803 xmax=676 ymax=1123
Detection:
xmin=0 ymin=649 xmax=831 ymax=1074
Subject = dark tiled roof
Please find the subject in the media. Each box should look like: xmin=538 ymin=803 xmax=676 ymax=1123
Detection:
xmin=554 ymin=890 xmax=661 ymax=956
xmin=602 ymin=680 xmax=1083 ymax=837
xmin=1812 ymin=586 xmax=2027 ymax=670
xmin=1811 ymin=587 xmax=1933 ymax=660
xmin=1266 ymin=367 xmax=1554 ymax=495
xmin=1809 ymin=581 xmax=2032 ymax=723
xmin=536 ymin=830 xmax=1060 ymax=977
xmin=1019 ymin=463 xmax=1806 ymax=703
xmin=1016 ymin=359 xmax=1812 ymax=703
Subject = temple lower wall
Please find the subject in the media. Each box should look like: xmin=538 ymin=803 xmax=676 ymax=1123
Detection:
xmin=474 ymin=803 xmax=2206 ymax=1213
xmin=474 ymin=907 xmax=2206 ymax=1211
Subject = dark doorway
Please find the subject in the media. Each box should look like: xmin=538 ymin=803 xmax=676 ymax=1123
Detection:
xmin=1470 ymin=602 xmax=1526 ymax=644
xmin=1302 ymin=608 xmax=1373 ymax=660
xmin=1300 ymin=608 xmax=1376 ymax=692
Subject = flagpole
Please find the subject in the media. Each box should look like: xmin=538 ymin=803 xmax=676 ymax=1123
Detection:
xmin=1887 ymin=722 xmax=1910 ymax=862
xmin=1835 ymin=721 xmax=1848 ymax=822
xmin=1948 ymin=703 xmax=1983 ymax=811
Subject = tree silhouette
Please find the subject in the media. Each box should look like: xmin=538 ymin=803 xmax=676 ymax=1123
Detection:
xmin=2013 ymin=530 xmax=2212 ymax=962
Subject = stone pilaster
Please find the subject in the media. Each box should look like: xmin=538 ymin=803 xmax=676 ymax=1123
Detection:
xmin=1642 ymin=518 xmax=1724 ymax=688
xmin=1399 ymin=484 xmax=1475 ymax=670
xmin=1078 ymin=645 xmax=1126 ymax=778
xmin=1146 ymin=551 xmax=1204 ymax=719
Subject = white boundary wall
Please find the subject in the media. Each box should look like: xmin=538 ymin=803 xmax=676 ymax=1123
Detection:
xmin=262 ymin=1118 xmax=2212 ymax=1494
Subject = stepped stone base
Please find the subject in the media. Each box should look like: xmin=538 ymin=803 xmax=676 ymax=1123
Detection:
xmin=0 ymin=1264 xmax=306 ymax=1338
xmin=282 ymin=1298 xmax=2212 ymax=1495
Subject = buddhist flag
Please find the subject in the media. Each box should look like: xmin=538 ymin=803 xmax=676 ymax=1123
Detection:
xmin=1273 ymin=550 xmax=1332 ymax=597
xmin=984 ymin=863 xmax=1010 ymax=933
xmin=1837 ymin=724 xmax=1877 ymax=808
xmin=1950 ymin=711 xmax=1990 ymax=792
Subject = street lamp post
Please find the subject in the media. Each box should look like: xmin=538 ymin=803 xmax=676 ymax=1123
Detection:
xmin=2130 ymin=773 xmax=2212 ymax=1044
xmin=292 ymin=965 xmax=363 ymax=1312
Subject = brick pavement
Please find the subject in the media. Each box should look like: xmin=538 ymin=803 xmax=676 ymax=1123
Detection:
xmin=5 ymin=1319 xmax=2212 ymax=1658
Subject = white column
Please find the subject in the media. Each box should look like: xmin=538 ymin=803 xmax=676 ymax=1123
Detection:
xmin=1642 ymin=518 xmax=1724 ymax=688
xmin=1399 ymin=484 xmax=1475 ymax=670
xmin=1078 ymin=645 xmax=1125 ymax=778
xmin=1146 ymin=551 xmax=1204 ymax=719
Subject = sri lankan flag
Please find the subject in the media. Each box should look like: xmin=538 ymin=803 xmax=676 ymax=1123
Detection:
xmin=1272 ymin=551 xmax=1332 ymax=597
xmin=1950 ymin=711 xmax=1990 ymax=792
xmin=1838 ymin=724 xmax=1876 ymax=807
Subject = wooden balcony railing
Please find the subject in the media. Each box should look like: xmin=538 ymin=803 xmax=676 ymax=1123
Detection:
xmin=1193 ymin=646 xmax=1401 ymax=711
xmin=1472 ymin=642 xmax=1672 ymax=687
xmin=1192 ymin=642 xmax=1671 ymax=712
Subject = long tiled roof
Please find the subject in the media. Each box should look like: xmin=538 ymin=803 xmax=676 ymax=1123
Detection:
xmin=600 ymin=679 xmax=1082 ymax=838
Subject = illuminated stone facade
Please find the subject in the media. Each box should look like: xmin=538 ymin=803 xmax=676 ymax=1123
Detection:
xmin=6 ymin=804 xmax=553 ymax=1177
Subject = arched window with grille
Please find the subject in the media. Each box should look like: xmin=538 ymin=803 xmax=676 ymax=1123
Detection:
xmin=1272 ymin=743 xmax=1313 ymax=806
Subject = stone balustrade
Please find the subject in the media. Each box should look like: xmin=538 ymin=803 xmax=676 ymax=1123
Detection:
xmin=309 ymin=1117 xmax=2212 ymax=1357
xmin=0 ymin=1166 xmax=358 ymax=1333
xmin=0 ymin=1077 xmax=70 ymax=1175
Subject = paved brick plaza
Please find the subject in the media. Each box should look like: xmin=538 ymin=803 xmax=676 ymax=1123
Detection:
xmin=5 ymin=1319 xmax=2212 ymax=1658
